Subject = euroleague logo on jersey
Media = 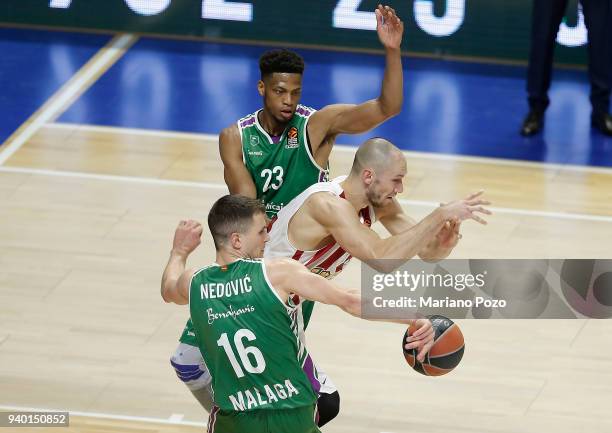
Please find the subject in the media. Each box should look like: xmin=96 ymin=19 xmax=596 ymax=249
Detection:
xmin=286 ymin=127 xmax=299 ymax=148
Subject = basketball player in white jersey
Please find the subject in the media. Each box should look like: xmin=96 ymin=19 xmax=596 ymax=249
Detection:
xmin=265 ymin=137 xmax=492 ymax=277
xmin=261 ymin=137 xmax=490 ymax=385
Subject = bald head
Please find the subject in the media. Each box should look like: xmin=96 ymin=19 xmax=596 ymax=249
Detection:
xmin=348 ymin=138 xmax=407 ymax=207
xmin=350 ymin=138 xmax=404 ymax=175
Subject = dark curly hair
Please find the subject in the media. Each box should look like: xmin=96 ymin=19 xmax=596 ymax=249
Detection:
xmin=259 ymin=49 xmax=305 ymax=79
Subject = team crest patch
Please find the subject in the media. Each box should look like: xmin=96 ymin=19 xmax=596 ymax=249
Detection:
xmin=286 ymin=127 xmax=299 ymax=148
xmin=250 ymin=136 xmax=260 ymax=146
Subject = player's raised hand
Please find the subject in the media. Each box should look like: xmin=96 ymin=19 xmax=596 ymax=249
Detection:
xmin=440 ymin=190 xmax=492 ymax=225
xmin=375 ymin=4 xmax=404 ymax=50
xmin=172 ymin=219 xmax=203 ymax=257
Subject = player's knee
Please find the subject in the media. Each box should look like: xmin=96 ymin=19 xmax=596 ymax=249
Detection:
xmin=316 ymin=391 xmax=340 ymax=427
xmin=170 ymin=344 xmax=212 ymax=391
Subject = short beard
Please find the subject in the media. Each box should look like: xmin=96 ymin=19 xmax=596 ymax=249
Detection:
xmin=365 ymin=185 xmax=387 ymax=208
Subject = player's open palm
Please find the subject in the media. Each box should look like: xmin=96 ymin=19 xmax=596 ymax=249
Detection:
xmin=441 ymin=190 xmax=492 ymax=225
xmin=375 ymin=4 xmax=404 ymax=50
xmin=172 ymin=219 xmax=203 ymax=256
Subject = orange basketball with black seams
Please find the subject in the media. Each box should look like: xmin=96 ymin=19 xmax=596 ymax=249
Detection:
xmin=288 ymin=127 xmax=298 ymax=138
xmin=403 ymin=315 xmax=465 ymax=376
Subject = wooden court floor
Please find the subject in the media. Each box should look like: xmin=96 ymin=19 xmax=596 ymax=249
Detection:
xmin=1 ymin=122 xmax=612 ymax=433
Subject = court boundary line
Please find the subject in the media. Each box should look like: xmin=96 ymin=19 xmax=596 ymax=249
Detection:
xmin=0 ymin=404 xmax=207 ymax=428
xmin=45 ymin=122 xmax=612 ymax=175
xmin=2 ymin=165 xmax=612 ymax=223
xmin=0 ymin=34 xmax=138 ymax=166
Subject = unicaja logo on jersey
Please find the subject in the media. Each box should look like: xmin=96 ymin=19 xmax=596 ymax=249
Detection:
xmin=250 ymin=136 xmax=260 ymax=146
xmin=286 ymin=127 xmax=299 ymax=148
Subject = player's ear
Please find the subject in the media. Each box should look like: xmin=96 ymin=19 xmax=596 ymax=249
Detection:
xmin=257 ymin=79 xmax=265 ymax=97
xmin=362 ymin=168 xmax=375 ymax=186
xmin=230 ymin=232 xmax=242 ymax=250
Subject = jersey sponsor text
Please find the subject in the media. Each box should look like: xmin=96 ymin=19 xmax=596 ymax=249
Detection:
xmin=207 ymin=305 xmax=256 ymax=324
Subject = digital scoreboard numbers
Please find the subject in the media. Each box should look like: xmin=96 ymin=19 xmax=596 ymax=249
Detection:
xmin=2 ymin=1 xmax=589 ymax=62
xmin=49 ymin=0 xmax=253 ymax=21
xmin=332 ymin=0 xmax=586 ymax=46
xmin=47 ymin=0 xmax=587 ymax=47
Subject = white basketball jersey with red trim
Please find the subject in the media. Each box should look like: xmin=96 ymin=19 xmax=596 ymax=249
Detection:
xmin=265 ymin=176 xmax=374 ymax=279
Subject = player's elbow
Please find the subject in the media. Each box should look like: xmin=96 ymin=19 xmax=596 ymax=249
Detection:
xmin=161 ymin=286 xmax=173 ymax=303
xmin=377 ymin=97 xmax=402 ymax=119
xmin=384 ymin=104 xmax=402 ymax=118
xmin=165 ymin=294 xmax=189 ymax=306
xmin=161 ymin=285 xmax=187 ymax=305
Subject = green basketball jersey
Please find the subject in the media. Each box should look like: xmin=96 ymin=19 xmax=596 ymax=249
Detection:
xmin=179 ymin=106 xmax=329 ymax=348
xmin=238 ymin=105 xmax=329 ymax=219
xmin=178 ymin=318 xmax=197 ymax=346
xmin=189 ymin=259 xmax=317 ymax=412
xmin=180 ymin=296 xmax=314 ymax=347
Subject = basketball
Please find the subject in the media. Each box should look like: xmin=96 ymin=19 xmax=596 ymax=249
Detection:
xmin=403 ymin=315 xmax=465 ymax=376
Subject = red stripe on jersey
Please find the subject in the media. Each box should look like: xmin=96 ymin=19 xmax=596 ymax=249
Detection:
xmin=318 ymin=246 xmax=348 ymax=270
xmin=335 ymin=255 xmax=352 ymax=273
xmin=208 ymin=406 xmax=219 ymax=433
xmin=267 ymin=215 xmax=278 ymax=232
xmin=304 ymin=242 xmax=335 ymax=267
xmin=360 ymin=206 xmax=372 ymax=227
xmin=292 ymin=250 xmax=304 ymax=260
xmin=291 ymin=294 xmax=301 ymax=305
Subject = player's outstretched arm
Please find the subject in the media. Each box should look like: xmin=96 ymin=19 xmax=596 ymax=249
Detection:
xmin=161 ymin=220 xmax=202 ymax=304
xmin=266 ymin=258 xmax=434 ymax=361
xmin=306 ymin=5 xmax=403 ymax=143
xmin=266 ymin=257 xmax=361 ymax=317
xmin=219 ymin=125 xmax=257 ymax=197
xmin=309 ymin=194 xmax=445 ymax=269
xmin=309 ymin=192 xmax=490 ymax=270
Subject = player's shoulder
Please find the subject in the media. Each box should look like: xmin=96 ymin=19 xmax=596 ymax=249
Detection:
xmin=239 ymin=257 xmax=264 ymax=264
xmin=306 ymin=190 xmax=352 ymax=218
xmin=294 ymin=104 xmax=317 ymax=119
xmin=265 ymin=256 xmax=305 ymax=276
xmin=188 ymin=264 xmax=215 ymax=282
xmin=311 ymin=102 xmax=353 ymax=116
xmin=236 ymin=258 xmax=266 ymax=271
xmin=265 ymin=256 xmax=296 ymax=268
xmin=237 ymin=109 xmax=258 ymax=126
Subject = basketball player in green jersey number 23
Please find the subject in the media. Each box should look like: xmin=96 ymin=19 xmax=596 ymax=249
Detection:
xmin=219 ymin=4 xmax=405 ymax=219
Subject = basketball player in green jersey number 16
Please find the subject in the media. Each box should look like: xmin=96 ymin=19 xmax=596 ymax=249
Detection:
xmin=169 ymin=4 xmax=406 ymax=426
xmin=161 ymin=196 xmax=434 ymax=433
